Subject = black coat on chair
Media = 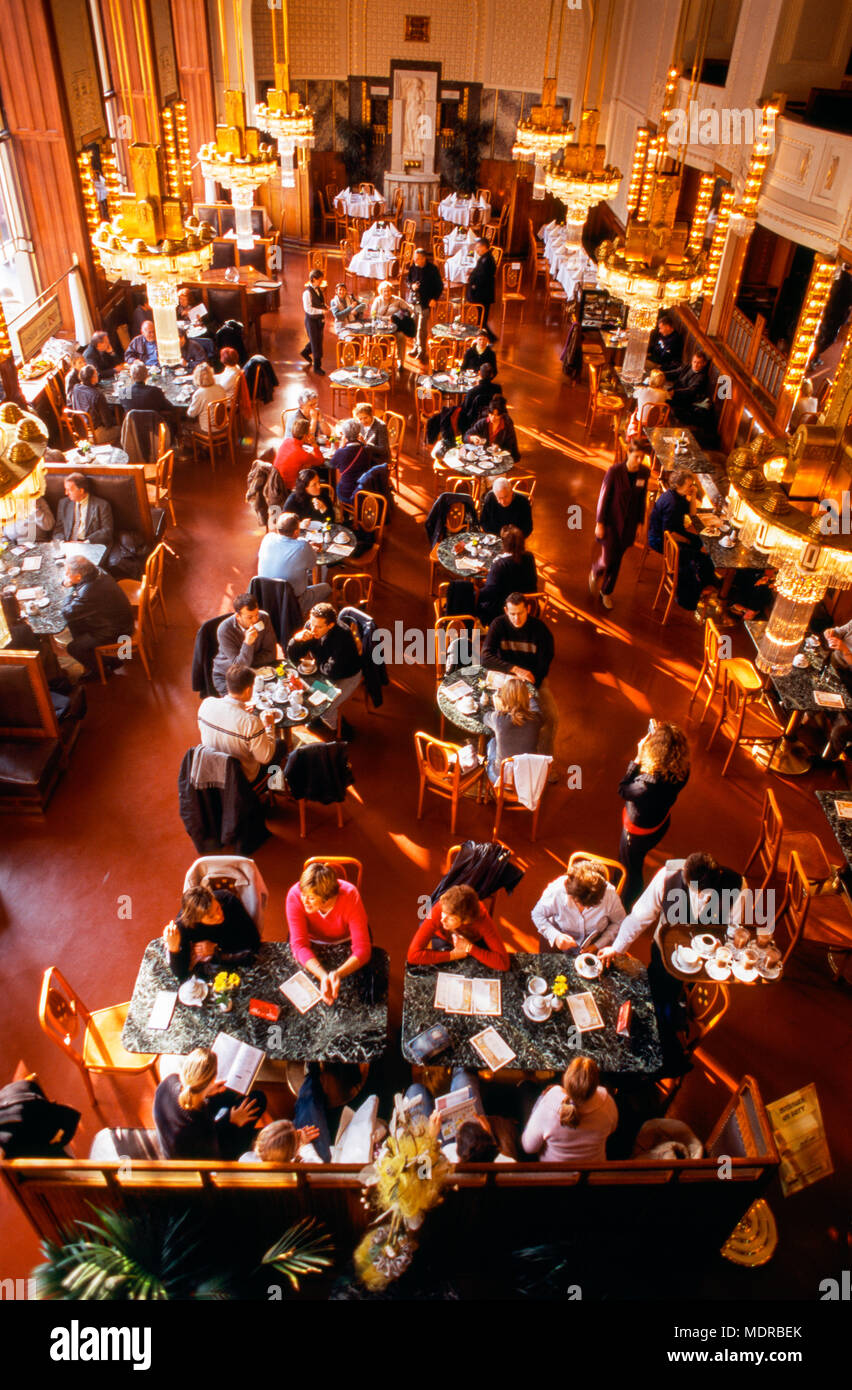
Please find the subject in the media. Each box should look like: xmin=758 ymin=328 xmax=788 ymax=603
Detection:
xmin=248 ymin=576 xmax=301 ymax=649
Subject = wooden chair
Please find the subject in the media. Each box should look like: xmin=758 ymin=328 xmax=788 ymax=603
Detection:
xmin=544 ymin=274 xmax=569 ymax=321
xmin=476 ymin=187 xmax=491 ymax=205
xmin=416 ymin=384 xmax=442 ymax=448
xmin=512 ymin=474 xmax=537 ymax=500
xmin=38 ymin=965 xmax=157 ymax=1112
xmin=524 ymin=591 xmax=553 ymax=622
xmin=317 ymin=188 xmax=338 ymax=240
xmin=742 ymin=789 xmax=784 ymax=894
xmin=63 ymin=409 xmax=96 ymax=445
xmin=119 ymin=541 xmax=170 ymax=636
xmin=145 ymin=448 xmax=176 ymax=527
xmin=443 ymin=840 xmax=510 ymax=918
xmin=459 ymin=301 xmax=483 ymax=331
xmin=565 ymin=852 xmax=627 ymax=896
xmin=774 ymin=852 xmax=810 ymax=967
xmin=44 ymin=375 xmax=73 ymax=446
xmin=432 ymin=299 xmax=452 ymax=325
xmin=632 ymin=399 xmax=671 ymax=443
xmin=302 ymin=855 xmax=363 ymax=891
xmin=94 ymin=577 xmax=154 ymax=683
xmin=492 ymin=756 xmax=550 ymax=841
xmin=687 ymin=617 xmax=756 ymax=725
xmin=191 ymin=397 xmax=236 ymax=471
xmin=414 ymin=730 xmax=484 ymax=835
xmin=402 ymin=218 xmax=416 ymax=243
xmin=529 ymin=220 xmax=549 ymax=291
xmin=443 ymin=475 xmax=475 ymax=495
xmin=634 ymin=479 xmax=662 ymax=581
xmin=428 ymin=341 xmax=455 ymax=374
xmin=652 ymin=532 xmax=680 ymax=626
xmin=500 ymin=261 xmax=526 ymax=333
xmin=307 ymin=248 xmax=327 ymax=279
xmin=383 ymin=410 xmax=405 ymax=493
xmin=363 ymin=339 xmax=394 ymax=396
xmin=332 ymin=339 xmax=361 ymax=412
xmin=585 ymin=362 xmax=625 ymax=445
xmin=491 ymin=245 xmax=504 ymax=274
xmin=331 ymin=572 xmax=373 ymax=608
xmin=706 ymin=661 xmax=784 ymax=776
xmin=347 ymin=490 xmax=387 ymax=579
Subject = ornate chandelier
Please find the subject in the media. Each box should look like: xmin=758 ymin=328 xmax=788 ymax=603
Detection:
xmin=254 ymin=0 xmax=314 ymax=189
xmin=512 ymin=0 xmax=573 ymax=183
xmin=92 ymin=144 xmax=214 ymax=366
xmin=544 ymin=109 xmax=621 ymax=224
xmin=199 ymin=0 xmax=276 ymax=247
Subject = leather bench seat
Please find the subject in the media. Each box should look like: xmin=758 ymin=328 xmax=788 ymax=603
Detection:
xmin=0 ymin=738 xmax=62 ymax=811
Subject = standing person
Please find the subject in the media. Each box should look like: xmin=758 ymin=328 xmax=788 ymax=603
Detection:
xmin=618 ymin=722 xmax=690 ymax=909
xmin=301 ymin=268 xmax=328 ymax=376
xmin=467 ymin=238 xmax=497 ymax=342
xmin=406 ymin=247 xmax=444 ymax=363
xmin=590 ymin=441 xmax=652 ymax=610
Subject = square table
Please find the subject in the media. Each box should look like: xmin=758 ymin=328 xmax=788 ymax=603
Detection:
xmin=0 ymin=540 xmax=106 ymax=634
xmin=402 ymin=952 xmax=662 ymax=1078
xmin=122 ymin=940 xmax=388 ymax=1064
xmin=816 ymin=790 xmax=852 ymax=870
xmin=743 ymin=620 xmax=851 ymax=774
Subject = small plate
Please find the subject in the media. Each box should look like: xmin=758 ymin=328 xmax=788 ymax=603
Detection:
xmin=792 ymin=654 xmax=809 ymax=668
xmin=731 ymin=960 xmax=759 ymax=983
xmin=178 ymin=979 xmax=208 ymax=1007
xmin=523 ymin=996 xmax=552 ymax=1023
xmin=256 ymin=667 xmax=275 ymax=678
xmin=286 ymin=705 xmax=307 ymax=721
xmin=35 ymin=596 xmax=51 ymax=608
xmin=6 ymin=566 xmax=21 ymax=577
xmin=575 ymin=953 xmax=602 ymax=980
xmin=705 ymin=958 xmax=732 ymax=981
xmin=671 ymin=947 xmax=702 ymax=974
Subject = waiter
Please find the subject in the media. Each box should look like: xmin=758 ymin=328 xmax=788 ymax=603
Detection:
xmin=589 ymin=442 xmax=651 ymax=610
xmin=406 ymin=248 xmax=444 ymax=363
xmin=466 ymin=238 xmax=497 ymax=342
xmin=301 ymin=268 xmax=328 ymax=376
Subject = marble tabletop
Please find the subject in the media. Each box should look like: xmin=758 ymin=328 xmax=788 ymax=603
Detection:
xmin=102 ymin=368 xmax=194 ymax=411
xmin=299 ymin=517 xmax=358 ymax=568
xmin=816 ymin=790 xmax=852 ymax=870
xmin=65 ymin=445 xmax=129 ymax=468
xmin=402 ymin=952 xmax=663 ymax=1077
xmin=416 ymin=370 xmax=479 ymax=399
xmin=435 ymin=529 xmax=500 ymax=578
xmin=646 ymin=426 xmax=708 ymax=471
xmin=252 ymin=664 xmax=340 ymax=730
xmin=122 ymin=940 xmax=389 ymax=1063
xmin=0 ymin=539 xmax=106 ymax=634
xmin=437 ymin=662 xmax=491 ymax=737
xmin=329 ymin=367 xmax=390 ymax=390
xmin=702 ymin=532 xmax=769 ymax=570
xmin=442 ymin=444 xmax=514 ymax=481
xmin=432 ymin=322 xmax=480 ymax=342
xmin=745 ymin=621 xmax=852 ymax=712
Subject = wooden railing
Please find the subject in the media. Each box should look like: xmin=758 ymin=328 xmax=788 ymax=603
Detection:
xmin=725 ymin=308 xmax=789 ymax=402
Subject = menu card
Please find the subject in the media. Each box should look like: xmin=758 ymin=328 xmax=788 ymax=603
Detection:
xmin=280 ymin=970 xmax=322 ymax=1013
xmin=212 ymin=1031 xmax=265 ymax=1094
xmin=442 ymin=679 xmax=473 ymax=701
xmin=814 ymin=690 xmax=844 ymax=709
xmin=148 ymin=990 xmax=177 ymax=1030
xmin=434 ymin=972 xmax=501 ymax=1016
xmin=565 ymin=991 xmax=605 ymax=1032
xmin=834 ymin=799 xmax=852 ymax=820
xmin=469 ymin=1026 xmax=516 ymax=1072
xmin=21 ymin=555 xmax=42 ymax=572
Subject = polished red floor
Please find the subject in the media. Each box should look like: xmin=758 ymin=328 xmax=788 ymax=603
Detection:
xmin=1 ymin=267 xmax=850 ymax=1297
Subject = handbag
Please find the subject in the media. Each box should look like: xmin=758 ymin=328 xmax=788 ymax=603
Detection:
xmin=391 ymin=309 xmax=416 ymax=337
xmin=407 ymin=1023 xmax=451 ymax=1063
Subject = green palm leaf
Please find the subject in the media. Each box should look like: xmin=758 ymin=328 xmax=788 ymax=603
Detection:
xmin=261 ymin=1218 xmax=333 ymax=1291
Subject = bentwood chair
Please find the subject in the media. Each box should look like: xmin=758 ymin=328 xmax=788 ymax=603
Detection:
xmin=414 ymin=731 xmax=484 ymax=836
xmin=492 ymin=755 xmax=551 ymax=842
xmin=706 ymin=661 xmax=784 ymax=777
xmin=63 ymin=409 xmax=97 ymax=445
xmin=687 ymin=617 xmax=756 ymax=725
xmin=345 ymin=491 xmax=387 ymax=579
xmin=191 ymin=398 xmax=236 ymax=472
xmin=585 ymin=362 xmax=625 ymax=446
xmin=145 ymin=448 xmax=176 ymax=527
xmin=94 ymin=578 xmax=154 ymax=683
xmin=565 ymin=852 xmax=627 ymax=897
xmin=500 ymin=262 xmax=526 ymax=334
xmin=511 ymin=475 xmax=537 ymax=500
xmin=416 ymin=385 xmax=442 ymax=449
xmin=119 ymin=541 xmax=170 ymax=637
xmin=652 ymin=532 xmax=681 ymax=626
xmin=656 ymin=980 xmax=731 ymax=1106
xmin=383 ymin=410 xmax=406 ymax=493
xmin=302 ymin=856 xmax=363 ymax=891
xmin=38 ymin=966 xmax=157 ymax=1111
xmin=331 ymin=572 xmax=374 ymax=609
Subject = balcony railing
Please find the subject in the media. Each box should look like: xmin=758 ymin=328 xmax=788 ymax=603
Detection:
xmin=725 ymin=307 xmax=788 ymax=402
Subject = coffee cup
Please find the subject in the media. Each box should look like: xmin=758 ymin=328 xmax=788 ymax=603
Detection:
xmin=527 ymin=995 xmax=550 ymax=1020
xmin=527 ymin=976 xmax=548 ymax=995
xmin=715 ymin=945 xmax=733 ymax=967
xmin=678 ymin=945 xmax=699 ymax=969
xmin=755 ymin=923 xmax=773 ymax=945
xmin=742 ymin=946 xmax=760 ymax=969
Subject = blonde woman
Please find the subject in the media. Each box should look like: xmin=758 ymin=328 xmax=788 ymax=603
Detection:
xmin=370 ymin=279 xmax=409 ymax=369
xmin=521 ymin=1057 xmax=618 ymax=1163
xmin=482 ymin=675 xmax=542 ymax=785
xmin=187 ymin=361 xmax=228 ymax=432
xmin=285 ymin=861 xmax=372 ymax=1004
xmin=153 ymin=1046 xmax=265 ymax=1159
xmin=627 ymin=368 xmax=670 ymax=438
xmin=618 ymin=720 xmax=690 ymax=908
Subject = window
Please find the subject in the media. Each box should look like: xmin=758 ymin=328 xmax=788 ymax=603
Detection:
xmin=0 ymin=138 xmax=37 ymax=321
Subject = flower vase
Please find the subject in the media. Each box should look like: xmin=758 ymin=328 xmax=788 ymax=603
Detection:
xmin=216 ymin=994 xmax=233 ymax=1013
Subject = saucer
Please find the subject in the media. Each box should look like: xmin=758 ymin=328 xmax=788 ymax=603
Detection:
xmin=671 ymin=947 xmax=702 ymax=974
xmin=575 ymin=953 xmax=602 ymax=980
xmin=692 ymin=933 xmax=718 ymax=957
xmin=178 ymin=979 xmax=208 ymax=1007
xmin=286 ymin=705 xmax=307 ymax=721
xmin=757 ymin=961 xmax=782 ymax=980
xmin=704 ymin=958 xmax=732 ymax=981
xmin=792 ymin=654 xmax=809 ymax=668
xmin=523 ymin=996 xmax=552 ymax=1023
xmin=731 ymin=960 xmax=759 ymax=983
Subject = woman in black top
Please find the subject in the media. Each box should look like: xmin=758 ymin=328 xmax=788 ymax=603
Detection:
xmin=476 ymin=525 xmax=537 ymax=625
xmin=153 ymin=1047 xmax=265 ymax=1160
xmin=283 ymin=467 xmax=334 ymax=522
xmin=162 ymin=885 xmax=260 ymax=981
xmin=618 ymin=721 xmax=690 ymax=908
xmin=464 ymin=394 xmax=520 ymax=461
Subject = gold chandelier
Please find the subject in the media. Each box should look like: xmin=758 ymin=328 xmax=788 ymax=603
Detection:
xmin=254 ymin=0 xmax=314 ymax=188
xmin=199 ymin=0 xmax=276 ymax=246
xmin=512 ymin=0 xmax=573 ymax=163
xmin=541 ymin=0 xmax=621 ymax=221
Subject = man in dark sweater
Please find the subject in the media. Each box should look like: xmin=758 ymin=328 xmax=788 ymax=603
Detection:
xmin=212 ymin=593 xmax=278 ymax=695
xmin=669 ymin=351 xmax=713 ymax=427
xmin=461 ymin=331 xmax=498 ymax=375
xmin=162 ymin=885 xmax=260 ymax=981
xmin=61 ymin=554 xmax=134 ymax=676
xmin=407 ymin=248 xmax=444 ymax=362
xmin=482 ymin=592 xmax=558 ymax=772
xmin=127 ymin=361 xmax=182 ymax=428
xmin=83 ymin=330 xmax=122 ymax=378
xmin=646 ymin=314 xmax=684 ymax=377
xmin=287 ymin=601 xmax=362 ymax=735
xmin=480 ymin=477 xmax=533 ymax=537
xmin=467 ymin=239 xmax=498 ymax=341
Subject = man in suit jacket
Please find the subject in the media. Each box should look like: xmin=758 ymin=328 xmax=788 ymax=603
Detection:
xmin=61 ymin=554 xmax=134 ymax=675
xmin=83 ymin=331 xmax=123 ymax=378
xmin=53 ymin=473 xmax=114 ymax=549
xmin=467 ymin=239 xmax=498 ymax=341
xmin=125 ymin=318 xmax=159 ymax=367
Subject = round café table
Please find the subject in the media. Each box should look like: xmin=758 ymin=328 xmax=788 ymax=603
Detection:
xmin=251 ymin=664 xmax=340 ymax=739
xmin=438 ymin=195 xmax=491 ymax=227
xmin=335 ymin=188 xmax=386 ymax=219
xmin=439 ymin=444 xmax=514 ymax=503
xmin=432 ymin=321 xmax=480 ymax=343
xmin=416 ymin=368 xmax=479 ymax=403
xmin=437 ymin=662 xmax=491 ymax=748
xmin=435 ymin=529 xmax=501 ymax=580
xmin=348 ymin=248 xmax=398 ymax=281
xmin=445 ymin=249 xmax=478 ymax=286
xmin=299 ymin=518 xmax=358 ymax=568
xmin=329 ymin=366 xmax=390 ymax=409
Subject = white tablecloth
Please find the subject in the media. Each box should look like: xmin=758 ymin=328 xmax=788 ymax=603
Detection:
xmin=554 ymin=252 xmax=598 ymax=298
xmin=439 ymin=195 xmax=491 ymax=227
xmin=348 ymin=248 xmax=398 ymax=280
xmin=335 ymin=188 xmax=386 ymax=218
xmin=445 ymin=249 xmax=478 ymax=285
xmin=360 ymin=222 xmax=402 ymax=252
xmin=443 ymin=227 xmax=479 ymax=255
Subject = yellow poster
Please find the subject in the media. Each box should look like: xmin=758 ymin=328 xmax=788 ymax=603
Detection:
xmin=766 ymin=1083 xmax=833 ymax=1197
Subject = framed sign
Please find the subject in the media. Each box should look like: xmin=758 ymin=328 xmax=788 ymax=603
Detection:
xmin=15 ymin=297 xmax=63 ymax=364
xmin=48 ymin=0 xmax=107 ymax=150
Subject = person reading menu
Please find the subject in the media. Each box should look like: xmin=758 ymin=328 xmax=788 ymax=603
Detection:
xmin=285 ymin=862 xmax=372 ymax=1005
xmin=407 ymin=884 xmax=509 ymax=971
xmin=162 ymin=886 xmax=261 ymax=981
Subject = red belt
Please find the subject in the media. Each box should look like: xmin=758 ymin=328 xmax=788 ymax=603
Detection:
xmin=622 ymin=808 xmax=669 ymax=836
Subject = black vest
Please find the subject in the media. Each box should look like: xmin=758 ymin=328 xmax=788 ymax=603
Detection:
xmin=662 ymin=867 xmax=741 ymax=928
xmin=307 ymin=284 xmax=325 ymax=310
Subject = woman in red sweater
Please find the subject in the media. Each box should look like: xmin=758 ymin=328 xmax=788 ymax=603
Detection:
xmin=285 ymin=863 xmax=372 ymax=1004
xmin=407 ymin=884 xmax=510 ymax=971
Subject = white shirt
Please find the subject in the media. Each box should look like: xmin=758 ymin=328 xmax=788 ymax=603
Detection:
xmin=302 ymin=288 xmax=325 ymax=316
xmin=197 ymin=694 xmax=276 ymax=781
xmin=188 ymin=383 xmax=228 ymax=430
xmin=216 ymin=364 xmax=241 ymax=397
xmin=609 ymin=859 xmax=746 ymax=954
xmin=531 ymin=878 xmax=625 ymax=950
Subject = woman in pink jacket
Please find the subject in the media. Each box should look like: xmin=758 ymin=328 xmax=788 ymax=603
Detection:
xmin=285 ymin=862 xmax=371 ymax=1004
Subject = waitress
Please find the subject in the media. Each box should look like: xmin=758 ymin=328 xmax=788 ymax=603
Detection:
xmin=618 ymin=721 xmax=690 ymax=909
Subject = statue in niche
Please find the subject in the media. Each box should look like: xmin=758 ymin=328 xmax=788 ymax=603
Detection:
xmin=402 ymin=77 xmax=427 ymax=162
